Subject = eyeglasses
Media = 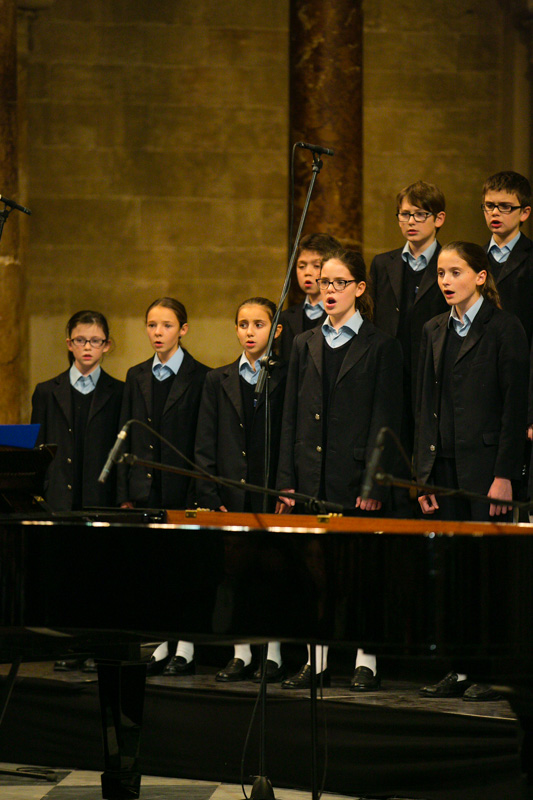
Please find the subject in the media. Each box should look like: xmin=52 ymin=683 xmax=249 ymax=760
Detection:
xmin=317 ymin=278 xmax=356 ymax=292
xmin=396 ymin=211 xmax=434 ymax=223
xmin=70 ymin=337 xmax=107 ymax=348
xmin=481 ymin=202 xmax=523 ymax=215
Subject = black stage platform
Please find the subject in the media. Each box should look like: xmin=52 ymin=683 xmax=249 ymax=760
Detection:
xmin=0 ymin=650 xmax=523 ymax=800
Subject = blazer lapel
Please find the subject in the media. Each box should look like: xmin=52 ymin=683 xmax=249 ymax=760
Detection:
xmin=385 ymin=252 xmax=403 ymax=307
xmin=307 ymin=328 xmax=323 ymax=379
xmin=336 ymin=321 xmax=373 ymax=384
xmin=496 ymin=233 xmax=531 ymax=284
xmin=163 ymin=351 xmax=195 ymax=415
xmin=455 ymin=302 xmax=493 ymax=364
xmin=52 ymin=371 xmax=73 ymax=427
xmin=87 ymin=370 xmax=113 ymax=423
xmin=415 ymin=242 xmax=441 ymax=303
xmin=136 ymin=361 xmax=152 ymax=416
xmin=221 ymin=360 xmax=244 ymax=420
xmin=431 ymin=316 xmax=448 ymax=375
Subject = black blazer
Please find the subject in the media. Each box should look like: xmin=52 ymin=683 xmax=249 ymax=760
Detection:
xmin=276 ymin=321 xmax=403 ymax=508
xmin=278 ymin=302 xmax=326 ymax=363
xmin=484 ymin=232 xmax=533 ymax=344
xmin=31 ymin=368 xmax=124 ymax=511
xmin=414 ymin=301 xmax=529 ymax=495
xmin=117 ymin=350 xmax=210 ymax=509
xmin=194 ymin=358 xmax=287 ymax=511
xmin=369 ymin=243 xmax=448 ymax=401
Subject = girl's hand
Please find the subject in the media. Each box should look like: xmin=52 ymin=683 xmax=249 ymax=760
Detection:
xmin=488 ymin=477 xmax=512 ymax=516
xmin=276 ymin=489 xmax=295 ymax=514
xmin=121 ymin=501 xmax=134 ymax=509
xmin=528 ymin=425 xmax=533 ymax=441
xmin=355 ymin=497 xmax=382 ymax=512
xmin=219 ymin=505 xmax=228 ymax=512
xmin=419 ymin=494 xmax=439 ymax=514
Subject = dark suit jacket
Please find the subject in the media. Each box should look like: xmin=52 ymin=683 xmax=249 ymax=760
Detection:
xmin=117 ymin=350 xmax=210 ymax=508
xmin=485 ymin=232 xmax=533 ymax=344
xmin=278 ymin=302 xmax=326 ymax=363
xmin=31 ymin=368 xmax=124 ymax=511
xmin=276 ymin=321 xmax=403 ymax=508
xmin=414 ymin=301 xmax=529 ymax=495
xmin=369 ymin=243 xmax=448 ymax=402
xmin=194 ymin=358 xmax=287 ymax=511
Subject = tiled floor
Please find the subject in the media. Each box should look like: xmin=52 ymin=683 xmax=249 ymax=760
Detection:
xmin=0 ymin=765 xmax=358 ymax=800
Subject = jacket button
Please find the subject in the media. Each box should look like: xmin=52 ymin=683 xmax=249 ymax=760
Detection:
xmin=241 ymin=478 xmax=246 ymax=483
xmin=315 ymin=413 xmax=320 ymax=420
xmin=316 ymin=445 xmax=322 ymax=453
xmin=67 ymin=484 xmax=72 ymax=490
xmin=242 ymin=451 xmax=246 ymax=457
xmin=147 ymin=417 xmax=152 ymax=423
xmin=239 ymin=423 xmax=244 ymax=429
xmin=147 ymin=473 xmax=152 ymax=478
xmin=149 ymin=444 xmax=154 ymax=449
xmin=433 ymin=413 xmax=437 ymax=419
xmin=68 ymin=428 xmax=72 ymax=433
xmin=67 ymin=457 xmax=72 ymax=463
xmin=430 ymin=445 xmax=436 ymax=452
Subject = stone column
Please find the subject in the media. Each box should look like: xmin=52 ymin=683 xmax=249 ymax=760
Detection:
xmin=289 ymin=0 xmax=363 ymax=249
xmin=0 ymin=0 xmax=23 ymax=423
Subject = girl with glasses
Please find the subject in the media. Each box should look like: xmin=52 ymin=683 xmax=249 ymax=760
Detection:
xmin=31 ymin=309 xmax=123 ymax=512
xmin=276 ymin=248 xmax=403 ymax=692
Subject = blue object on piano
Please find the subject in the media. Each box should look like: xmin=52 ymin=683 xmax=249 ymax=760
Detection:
xmin=0 ymin=424 xmax=40 ymax=449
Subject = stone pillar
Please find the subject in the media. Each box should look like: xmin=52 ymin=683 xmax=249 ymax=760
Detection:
xmin=289 ymin=0 xmax=363 ymax=250
xmin=0 ymin=0 xmax=23 ymax=423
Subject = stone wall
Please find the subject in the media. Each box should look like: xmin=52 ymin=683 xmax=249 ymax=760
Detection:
xmin=22 ymin=0 xmax=532 ymax=416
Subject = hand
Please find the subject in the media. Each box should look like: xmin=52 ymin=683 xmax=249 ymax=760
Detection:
xmin=355 ymin=497 xmax=382 ymax=512
xmin=276 ymin=489 xmax=295 ymax=514
xmin=120 ymin=501 xmax=134 ymax=509
xmin=219 ymin=505 xmax=228 ymax=512
xmin=528 ymin=425 xmax=533 ymax=442
xmin=488 ymin=477 xmax=512 ymax=516
xmin=418 ymin=494 xmax=439 ymax=514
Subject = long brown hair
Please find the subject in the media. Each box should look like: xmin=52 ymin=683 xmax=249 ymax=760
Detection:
xmin=440 ymin=242 xmax=501 ymax=308
xmin=322 ymin=248 xmax=374 ymax=320
xmin=145 ymin=297 xmax=187 ymax=326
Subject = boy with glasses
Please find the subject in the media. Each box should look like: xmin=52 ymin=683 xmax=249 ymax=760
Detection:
xmin=482 ymin=170 xmax=532 ymax=343
xmin=369 ymin=182 xmax=448 ymax=507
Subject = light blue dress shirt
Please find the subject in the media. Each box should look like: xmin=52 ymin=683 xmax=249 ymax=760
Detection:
xmin=448 ymin=295 xmax=484 ymax=338
xmin=402 ymin=238 xmax=438 ymax=273
xmin=69 ymin=364 xmax=101 ymax=394
xmin=322 ymin=309 xmax=364 ymax=348
xmin=152 ymin=347 xmax=184 ymax=381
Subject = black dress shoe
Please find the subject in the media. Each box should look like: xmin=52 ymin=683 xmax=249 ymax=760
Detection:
xmin=253 ymin=660 xmax=287 ymax=683
xmin=215 ymin=658 xmax=254 ymax=682
xmin=463 ymin=683 xmax=502 ymax=701
xmin=350 ymin=666 xmax=381 ymax=692
xmin=146 ymin=654 xmax=172 ymax=676
xmin=281 ymin=663 xmax=331 ymax=690
xmin=54 ymin=658 xmax=81 ymax=672
xmin=81 ymin=658 xmax=97 ymax=673
xmin=163 ymin=656 xmax=196 ymax=676
xmin=419 ymin=671 xmax=471 ymax=698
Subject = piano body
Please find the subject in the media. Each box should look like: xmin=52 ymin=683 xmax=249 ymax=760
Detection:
xmin=2 ymin=510 xmax=533 ymax=798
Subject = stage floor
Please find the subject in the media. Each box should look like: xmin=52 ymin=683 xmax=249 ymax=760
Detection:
xmin=0 ymin=655 xmax=524 ymax=800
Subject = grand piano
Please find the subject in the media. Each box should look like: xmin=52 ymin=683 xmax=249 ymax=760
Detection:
xmin=2 ymin=509 xmax=533 ymax=798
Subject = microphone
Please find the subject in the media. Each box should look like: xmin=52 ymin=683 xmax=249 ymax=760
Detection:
xmin=296 ymin=142 xmax=334 ymax=157
xmin=360 ymin=427 xmax=386 ymax=501
xmin=0 ymin=194 xmax=31 ymax=215
xmin=98 ymin=423 xmax=130 ymax=484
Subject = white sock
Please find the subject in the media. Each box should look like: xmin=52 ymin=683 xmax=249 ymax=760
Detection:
xmin=234 ymin=644 xmax=252 ymax=666
xmin=306 ymin=644 xmax=328 ymax=673
xmin=266 ymin=641 xmax=282 ymax=667
xmin=152 ymin=642 xmax=170 ymax=661
xmin=355 ymin=649 xmax=376 ymax=674
xmin=176 ymin=641 xmax=194 ymax=663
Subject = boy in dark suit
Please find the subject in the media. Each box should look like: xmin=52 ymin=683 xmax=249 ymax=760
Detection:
xmin=278 ymin=232 xmax=341 ymax=363
xmin=482 ymin=170 xmax=532 ymax=344
xmin=369 ymin=181 xmax=448 ymax=512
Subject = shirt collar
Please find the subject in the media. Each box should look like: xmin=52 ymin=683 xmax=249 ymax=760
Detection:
xmin=448 ymin=295 xmax=484 ymax=331
xmin=322 ymin=309 xmax=364 ymax=337
xmin=69 ymin=363 xmax=101 ymax=388
xmin=152 ymin=346 xmax=184 ymax=377
xmin=402 ymin=239 xmax=438 ymax=272
xmin=239 ymin=352 xmax=262 ymax=385
xmin=489 ymin=231 xmax=521 ymax=258
xmin=303 ymin=297 xmax=325 ymax=319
